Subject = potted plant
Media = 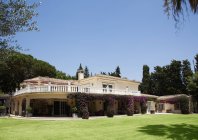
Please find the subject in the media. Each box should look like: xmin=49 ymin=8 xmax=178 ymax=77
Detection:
xmin=0 ymin=106 xmax=6 ymax=116
xmin=71 ymin=106 xmax=78 ymax=118
xmin=26 ymin=106 xmax=32 ymax=117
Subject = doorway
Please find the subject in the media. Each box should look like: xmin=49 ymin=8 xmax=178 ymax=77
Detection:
xmin=54 ymin=101 xmax=71 ymax=116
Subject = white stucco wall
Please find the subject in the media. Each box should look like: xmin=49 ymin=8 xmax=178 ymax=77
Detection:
xmin=79 ymin=75 xmax=140 ymax=92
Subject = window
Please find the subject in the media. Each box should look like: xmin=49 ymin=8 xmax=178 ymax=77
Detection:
xmin=102 ymin=84 xmax=113 ymax=93
xmin=158 ymin=103 xmax=164 ymax=111
xmin=109 ymin=85 xmax=113 ymax=92
xmin=103 ymin=84 xmax=107 ymax=92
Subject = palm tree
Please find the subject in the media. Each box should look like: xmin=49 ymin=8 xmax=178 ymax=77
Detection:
xmin=164 ymin=0 xmax=198 ymax=26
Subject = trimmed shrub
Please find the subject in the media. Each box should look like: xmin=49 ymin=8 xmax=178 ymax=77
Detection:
xmin=126 ymin=108 xmax=133 ymax=116
xmin=82 ymin=108 xmax=89 ymax=119
xmin=71 ymin=106 xmax=78 ymax=113
xmin=26 ymin=106 xmax=32 ymax=113
xmin=0 ymin=105 xmax=6 ymax=111
xmin=0 ymin=106 xmax=6 ymax=116
xmin=107 ymin=109 xmax=114 ymax=117
xmin=178 ymin=95 xmax=190 ymax=114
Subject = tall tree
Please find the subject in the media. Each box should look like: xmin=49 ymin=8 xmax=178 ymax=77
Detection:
xmin=78 ymin=63 xmax=83 ymax=70
xmin=56 ymin=70 xmax=75 ymax=80
xmin=0 ymin=51 xmax=63 ymax=93
xmin=150 ymin=60 xmax=186 ymax=96
xmin=150 ymin=66 xmax=168 ymax=96
xmin=167 ymin=60 xmax=185 ymax=94
xmin=182 ymin=60 xmax=193 ymax=94
xmin=84 ymin=66 xmax=90 ymax=78
xmin=115 ymin=66 xmax=121 ymax=78
xmin=0 ymin=0 xmax=39 ymax=58
xmin=139 ymin=65 xmax=151 ymax=94
xmin=195 ymin=54 xmax=198 ymax=72
xmin=187 ymin=72 xmax=198 ymax=113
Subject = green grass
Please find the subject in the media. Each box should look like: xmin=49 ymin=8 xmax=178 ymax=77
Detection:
xmin=0 ymin=114 xmax=198 ymax=140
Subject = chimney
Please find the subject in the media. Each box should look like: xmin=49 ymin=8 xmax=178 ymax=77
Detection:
xmin=78 ymin=69 xmax=84 ymax=80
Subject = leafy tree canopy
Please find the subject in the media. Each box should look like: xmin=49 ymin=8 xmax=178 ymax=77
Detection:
xmin=0 ymin=50 xmax=74 ymax=93
xmin=0 ymin=0 xmax=39 ymax=60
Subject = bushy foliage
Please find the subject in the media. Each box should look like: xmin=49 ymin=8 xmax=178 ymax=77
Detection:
xmin=81 ymin=108 xmax=89 ymax=119
xmin=0 ymin=105 xmax=6 ymax=111
xmin=134 ymin=96 xmax=147 ymax=114
xmin=26 ymin=106 xmax=32 ymax=113
xmin=0 ymin=105 xmax=6 ymax=115
xmin=0 ymin=51 xmax=75 ymax=93
xmin=117 ymin=95 xmax=134 ymax=116
xmin=178 ymin=95 xmax=190 ymax=114
xmin=161 ymin=95 xmax=190 ymax=114
xmin=0 ymin=0 xmax=39 ymax=53
xmin=142 ymin=60 xmax=193 ymax=96
xmin=75 ymin=93 xmax=90 ymax=119
xmin=69 ymin=93 xmax=136 ymax=117
xmin=105 ymin=95 xmax=115 ymax=117
xmin=106 ymin=109 xmax=114 ymax=117
xmin=126 ymin=96 xmax=134 ymax=116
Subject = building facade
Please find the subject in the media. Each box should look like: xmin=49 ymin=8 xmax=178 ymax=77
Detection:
xmin=11 ymin=73 xmax=188 ymax=117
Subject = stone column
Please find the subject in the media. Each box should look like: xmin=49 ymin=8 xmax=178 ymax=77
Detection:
xmin=48 ymin=82 xmax=51 ymax=92
xmin=18 ymin=98 xmax=22 ymax=116
xmin=26 ymin=97 xmax=30 ymax=108
xmin=68 ymin=81 xmax=71 ymax=92
xmin=14 ymin=100 xmax=17 ymax=115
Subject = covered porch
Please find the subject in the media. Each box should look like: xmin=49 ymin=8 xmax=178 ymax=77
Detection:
xmin=12 ymin=93 xmax=75 ymax=117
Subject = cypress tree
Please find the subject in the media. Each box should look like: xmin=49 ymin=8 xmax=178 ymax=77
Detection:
xmin=182 ymin=60 xmax=193 ymax=90
xmin=139 ymin=65 xmax=151 ymax=94
xmin=84 ymin=66 xmax=90 ymax=78
xmin=115 ymin=66 xmax=121 ymax=78
xmin=195 ymin=54 xmax=198 ymax=72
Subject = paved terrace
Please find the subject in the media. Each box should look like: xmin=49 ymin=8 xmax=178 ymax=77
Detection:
xmin=6 ymin=114 xmax=174 ymax=121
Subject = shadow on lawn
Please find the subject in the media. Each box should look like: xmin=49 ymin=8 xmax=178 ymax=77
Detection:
xmin=138 ymin=124 xmax=198 ymax=140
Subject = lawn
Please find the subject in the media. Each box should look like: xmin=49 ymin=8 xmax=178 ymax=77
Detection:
xmin=0 ymin=114 xmax=198 ymax=140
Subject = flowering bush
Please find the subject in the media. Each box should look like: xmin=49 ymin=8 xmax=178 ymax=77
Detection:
xmin=126 ymin=96 xmax=134 ymax=116
xmin=69 ymin=93 xmax=136 ymax=117
xmin=105 ymin=95 xmax=115 ymax=117
xmin=75 ymin=93 xmax=90 ymax=119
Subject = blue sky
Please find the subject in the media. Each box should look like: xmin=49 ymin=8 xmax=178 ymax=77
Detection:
xmin=16 ymin=0 xmax=198 ymax=81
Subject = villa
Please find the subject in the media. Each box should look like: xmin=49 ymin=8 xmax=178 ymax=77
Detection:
xmin=11 ymin=70 xmax=190 ymax=117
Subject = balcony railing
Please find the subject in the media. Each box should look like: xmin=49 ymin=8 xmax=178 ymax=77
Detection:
xmin=14 ymin=85 xmax=141 ymax=96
